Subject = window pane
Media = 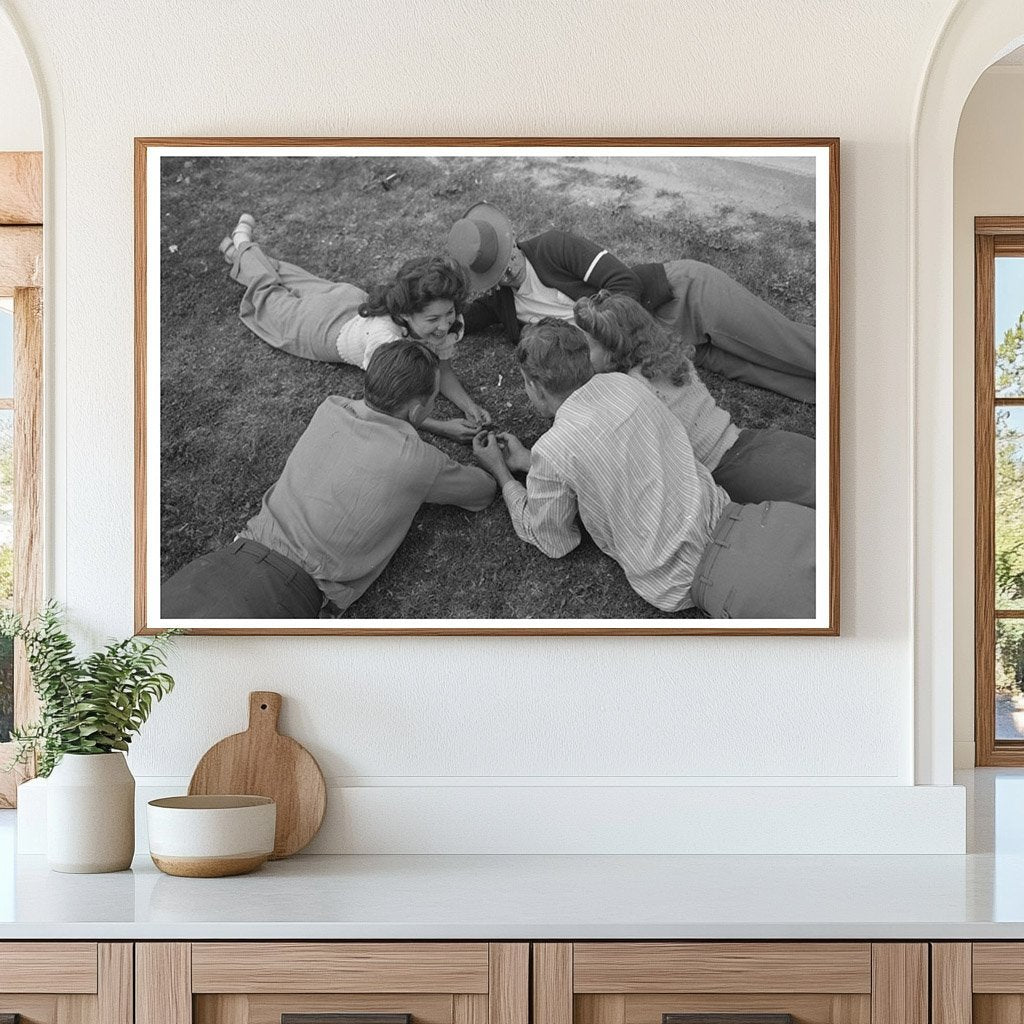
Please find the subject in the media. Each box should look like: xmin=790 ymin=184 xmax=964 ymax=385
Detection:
xmin=996 ymin=256 xmax=1024 ymax=397
xmin=0 ymin=410 xmax=11 ymax=742
xmin=997 ymin=620 xmax=1024 ymax=740
xmin=0 ymin=303 xmax=12 ymax=399
xmin=997 ymin=407 xmax=1024 ymax=610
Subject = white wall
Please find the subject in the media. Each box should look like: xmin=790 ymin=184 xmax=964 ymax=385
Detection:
xmin=0 ymin=0 xmax=977 ymax=852
xmin=0 ymin=11 xmax=39 ymax=151
xmin=952 ymin=66 xmax=1024 ymax=767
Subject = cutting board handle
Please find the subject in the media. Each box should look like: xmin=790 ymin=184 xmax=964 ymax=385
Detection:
xmin=248 ymin=691 xmax=282 ymax=734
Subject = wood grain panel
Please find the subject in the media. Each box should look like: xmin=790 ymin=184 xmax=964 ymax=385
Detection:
xmin=623 ymin=993 xmax=868 ymax=1024
xmin=973 ymin=944 xmax=1024 ymax=992
xmin=931 ymin=945 xmax=971 ymax=1024
xmin=136 ymin=943 xmax=192 ymax=1024
xmin=830 ymin=994 xmax=872 ymax=1024
xmin=870 ymin=945 xmax=927 ymax=1024
xmin=56 ymin=993 xmax=95 ymax=1024
xmin=192 ymin=944 xmax=489 ymax=994
xmin=0 ymin=944 xmax=97 ymax=993
xmin=195 ymin=995 xmax=248 ymax=1024
xmin=240 ymin=994 xmax=453 ymax=1024
xmin=534 ymin=944 xmax=572 ymax=1024
xmin=573 ymin=944 xmax=871 ymax=994
xmin=0 ymin=153 xmax=42 ymax=225
xmin=976 ymin=230 xmax=998 ymax=765
xmin=0 ymin=995 xmax=59 ymax=1024
xmin=453 ymin=995 xmax=486 ymax=1024
xmin=98 ymin=945 xmax=132 ymax=1024
xmin=488 ymin=944 xmax=528 ymax=1024
xmin=974 ymin=995 xmax=1024 ymax=1024
xmin=13 ymin=285 xmax=43 ymax=731
xmin=576 ymin=996 xmax=625 ymax=1024
xmin=977 ymin=218 xmax=1024 ymax=237
xmin=0 ymin=226 xmax=42 ymax=294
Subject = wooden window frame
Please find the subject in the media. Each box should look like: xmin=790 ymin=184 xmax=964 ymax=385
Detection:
xmin=975 ymin=217 xmax=1024 ymax=765
xmin=0 ymin=151 xmax=43 ymax=806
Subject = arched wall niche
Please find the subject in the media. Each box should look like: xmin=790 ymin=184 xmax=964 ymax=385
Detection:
xmin=914 ymin=0 xmax=1024 ymax=785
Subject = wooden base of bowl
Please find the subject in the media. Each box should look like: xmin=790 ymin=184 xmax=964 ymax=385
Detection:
xmin=151 ymin=853 xmax=268 ymax=878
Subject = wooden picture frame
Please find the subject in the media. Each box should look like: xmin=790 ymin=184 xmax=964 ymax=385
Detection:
xmin=135 ymin=137 xmax=839 ymax=636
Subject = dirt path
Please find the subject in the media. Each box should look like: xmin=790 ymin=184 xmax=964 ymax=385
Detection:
xmin=565 ymin=155 xmax=817 ymax=223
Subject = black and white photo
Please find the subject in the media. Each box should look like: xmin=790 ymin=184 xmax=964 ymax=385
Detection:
xmin=135 ymin=139 xmax=838 ymax=635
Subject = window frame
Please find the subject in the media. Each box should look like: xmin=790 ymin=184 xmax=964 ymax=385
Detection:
xmin=0 ymin=152 xmax=43 ymax=806
xmin=975 ymin=217 xmax=1024 ymax=765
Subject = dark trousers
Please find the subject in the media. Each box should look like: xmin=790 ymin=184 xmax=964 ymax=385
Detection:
xmin=654 ymin=259 xmax=816 ymax=405
xmin=713 ymin=428 xmax=816 ymax=508
xmin=161 ymin=539 xmax=323 ymax=619
xmin=691 ymin=501 xmax=816 ymax=619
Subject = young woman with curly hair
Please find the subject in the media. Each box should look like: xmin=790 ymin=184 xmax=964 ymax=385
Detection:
xmin=219 ymin=214 xmax=490 ymax=441
xmin=573 ymin=290 xmax=815 ymax=507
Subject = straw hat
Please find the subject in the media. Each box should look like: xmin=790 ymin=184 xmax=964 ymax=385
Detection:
xmin=445 ymin=202 xmax=514 ymax=292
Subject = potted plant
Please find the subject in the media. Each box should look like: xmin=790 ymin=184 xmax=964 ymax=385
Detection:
xmin=2 ymin=602 xmax=179 ymax=873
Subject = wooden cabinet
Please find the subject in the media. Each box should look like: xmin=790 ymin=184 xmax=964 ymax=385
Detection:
xmin=532 ymin=943 xmax=928 ymax=1024
xmin=0 ymin=938 xmax=948 ymax=1024
xmin=932 ymin=943 xmax=1024 ymax=1024
xmin=135 ymin=944 xmax=528 ymax=1024
xmin=0 ymin=943 xmax=132 ymax=1024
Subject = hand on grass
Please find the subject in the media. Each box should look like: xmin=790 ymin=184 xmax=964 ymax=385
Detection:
xmin=438 ymin=418 xmax=481 ymax=443
xmin=497 ymin=432 xmax=531 ymax=473
xmin=464 ymin=404 xmax=492 ymax=429
xmin=472 ymin=431 xmax=510 ymax=478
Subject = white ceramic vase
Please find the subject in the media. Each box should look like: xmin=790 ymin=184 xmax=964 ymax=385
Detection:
xmin=46 ymin=752 xmax=135 ymax=873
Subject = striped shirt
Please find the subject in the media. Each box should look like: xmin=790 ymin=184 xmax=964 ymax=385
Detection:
xmin=501 ymin=373 xmax=730 ymax=612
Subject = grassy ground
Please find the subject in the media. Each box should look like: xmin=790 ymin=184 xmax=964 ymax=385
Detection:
xmin=159 ymin=155 xmax=815 ymax=619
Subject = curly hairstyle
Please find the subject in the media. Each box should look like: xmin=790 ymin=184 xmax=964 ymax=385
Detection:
xmin=359 ymin=255 xmax=469 ymax=330
xmin=572 ymin=290 xmax=693 ymax=387
xmin=516 ymin=318 xmax=594 ymax=397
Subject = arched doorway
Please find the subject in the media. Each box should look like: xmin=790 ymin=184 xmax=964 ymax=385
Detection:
xmin=913 ymin=1 xmax=1024 ymax=785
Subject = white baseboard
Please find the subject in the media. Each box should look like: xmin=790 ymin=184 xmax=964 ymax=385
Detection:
xmin=17 ymin=778 xmax=967 ymax=856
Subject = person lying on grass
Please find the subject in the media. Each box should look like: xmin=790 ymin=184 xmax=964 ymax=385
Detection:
xmin=219 ymin=213 xmax=491 ymax=442
xmin=469 ymin=318 xmax=816 ymax=619
xmin=573 ymin=290 xmax=815 ymax=508
xmin=446 ymin=201 xmax=815 ymax=404
xmin=162 ymin=341 xmax=496 ymax=620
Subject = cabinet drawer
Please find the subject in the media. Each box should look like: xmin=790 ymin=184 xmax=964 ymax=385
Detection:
xmin=0 ymin=942 xmax=98 ymax=993
xmin=572 ymin=944 xmax=872 ymax=994
xmin=0 ymin=943 xmax=130 ymax=1024
xmin=139 ymin=942 xmax=528 ymax=1024
xmin=533 ymin=943 xmax=925 ymax=1024
xmin=191 ymin=944 xmax=490 ymax=994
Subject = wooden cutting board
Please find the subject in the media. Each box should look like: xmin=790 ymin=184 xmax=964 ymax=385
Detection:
xmin=188 ymin=691 xmax=326 ymax=859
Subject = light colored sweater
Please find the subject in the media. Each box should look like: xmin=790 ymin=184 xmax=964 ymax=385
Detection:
xmin=629 ymin=367 xmax=740 ymax=471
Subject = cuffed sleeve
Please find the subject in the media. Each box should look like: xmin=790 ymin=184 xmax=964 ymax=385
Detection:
xmin=501 ymin=457 xmax=581 ymax=559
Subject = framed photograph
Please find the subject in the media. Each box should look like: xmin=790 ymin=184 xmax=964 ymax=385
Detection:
xmin=135 ymin=137 xmax=838 ymax=636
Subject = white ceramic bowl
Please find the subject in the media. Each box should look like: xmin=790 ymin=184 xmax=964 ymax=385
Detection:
xmin=147 ymin=795 xmax=276 ymax=877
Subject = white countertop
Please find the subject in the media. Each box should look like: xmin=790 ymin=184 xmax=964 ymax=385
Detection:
xmin=3 ymin=769 xmax=1023 ymax=941
xmin=2 ymin=849 xmax=1024 ymax=940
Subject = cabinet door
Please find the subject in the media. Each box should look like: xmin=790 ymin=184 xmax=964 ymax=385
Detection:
xmin=533 ymin=944 xmax=927 ymax=1024
xmin=137 ymin=943 xmax=528 ymax=1024
xmin=0 ymin=943 xmax=131 ymax=1024
xmin=946 ymin=942 xmax=1024 ymax=1024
